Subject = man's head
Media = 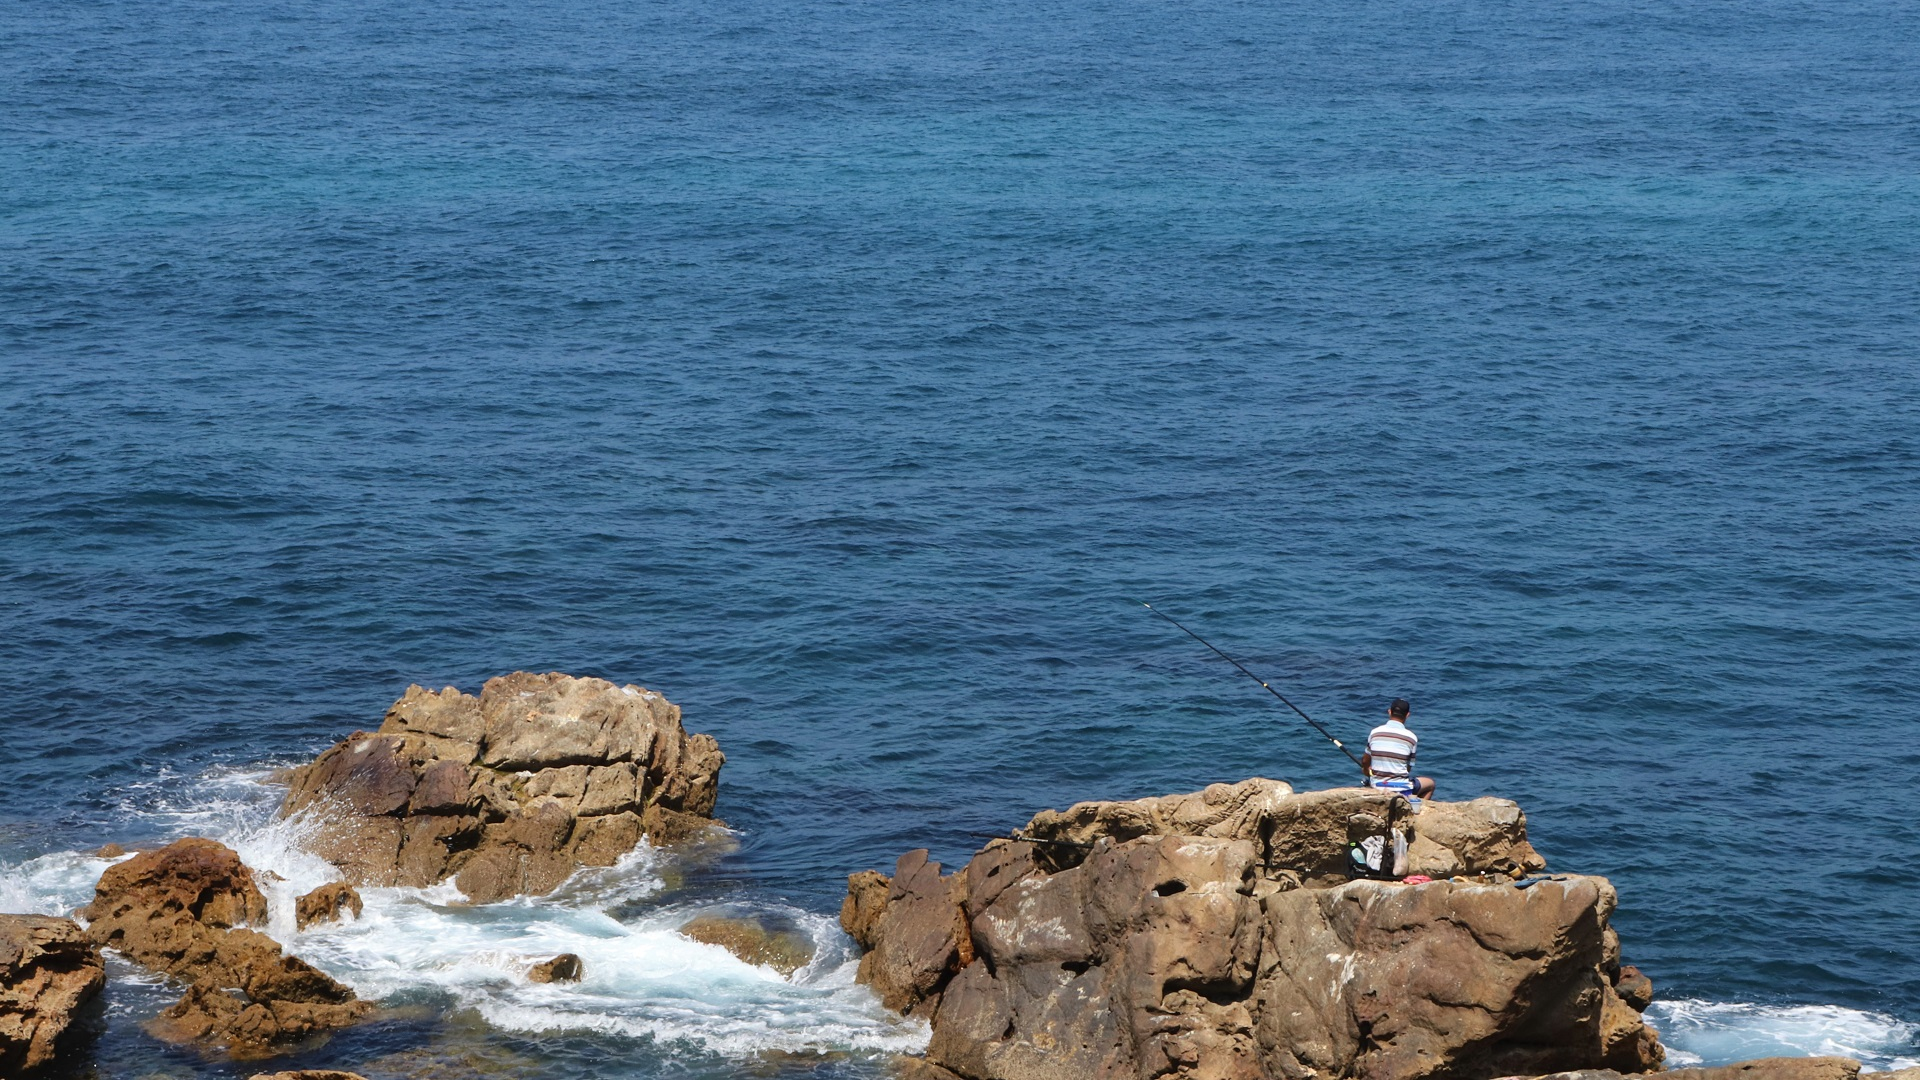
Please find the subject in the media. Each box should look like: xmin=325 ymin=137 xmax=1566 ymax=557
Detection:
xmin=1389 ymin=698 xmax=1410 ymax=721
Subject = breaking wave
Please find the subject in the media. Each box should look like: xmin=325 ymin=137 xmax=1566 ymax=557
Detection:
xmin=1 ymin=765 xmax=928 ymax=1061
xmin=1650 ymin=1000 xmax=1920 ymax=1071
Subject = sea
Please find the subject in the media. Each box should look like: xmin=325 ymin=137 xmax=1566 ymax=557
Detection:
xmin=2 ymin=0 xmax=1916 ymax=1076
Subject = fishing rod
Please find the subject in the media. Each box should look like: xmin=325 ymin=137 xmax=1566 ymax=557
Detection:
xmin=1136 ymin=601 xmax=1363 ymax=768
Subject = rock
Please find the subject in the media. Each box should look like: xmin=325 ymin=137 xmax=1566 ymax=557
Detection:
xmin=845 ymin=781 xmax=1661 ymax=1080
xmin=1018 ymin=778 xmax=1544 ymax=880
xmin=1614 ymin=963 xmax=1654 ymax=1011
xmin=93 ymin=843 xmax=126 ymax=859
xmin=250 ymin=1072 xmax=373 ymax=1080
xmin=841 ymin=869 xmax=892 ymax=949
xmin=681 ymin=914 xmax=816 ymax=976
xmin=527 ymin=954 xmax=583 ymax=983
xmin=77 ymin=838 xmax=371 ymax=1056
xmin=0 ymin=914 xmax=106 ymax=1073
xmin=295 ymin=883 xmax=364 ymax=930
xmin=280 ymin=673 xmax=726 ymax=903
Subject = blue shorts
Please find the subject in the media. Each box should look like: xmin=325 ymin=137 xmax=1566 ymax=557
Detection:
xmin=1370 ymin=775 xmax=1423 ymax=801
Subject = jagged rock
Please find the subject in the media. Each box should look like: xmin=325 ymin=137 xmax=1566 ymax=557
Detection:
xmin=280 ymin=672 xmax=726 ymax=903
xmin=295 ymin=883 xmax=364 ymax=930
xmin=527 ymin=954 xmax=583 ymax=983
xmin=846 ymin=782 xmax=1661 ymax=1080
xmin=0 ymin=915 xmax=106 ymax=1073
xmin=77 ymin=838 xmax=371 ymax=1056
xmin=681 ymin=914 xmax=817 ymax=976
xmin=1613 ymin=964 xmax=1654 ymax=1011
xmin=94 ymin=843 xmax=127 ymax=859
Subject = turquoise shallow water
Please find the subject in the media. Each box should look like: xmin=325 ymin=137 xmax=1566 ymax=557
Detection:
xmin=3 ymin=0 xmax=1918 ymax=1075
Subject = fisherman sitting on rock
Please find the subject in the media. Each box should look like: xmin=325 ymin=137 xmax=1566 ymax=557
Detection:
xmin=1360 ymin=698 xmax=1435 ymax=799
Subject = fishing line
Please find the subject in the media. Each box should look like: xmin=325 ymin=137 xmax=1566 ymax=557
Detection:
xmin=1135 ymin=600 xmax=1363 ymax=768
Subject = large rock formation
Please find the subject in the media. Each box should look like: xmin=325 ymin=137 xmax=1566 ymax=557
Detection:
xmin=77 ymin=839 xmax=372 ymax=1057
xmin=842 ymin=779 xmax=1662 ymax=1080
xmin=280 ymin=672 xmax=725 ymax=904
xmin=0 ymin=915 xmax=105 ymax=1073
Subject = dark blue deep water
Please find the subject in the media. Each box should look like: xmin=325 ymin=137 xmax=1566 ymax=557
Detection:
xmin=4 ymin=0 xmax=1918 ymax=1075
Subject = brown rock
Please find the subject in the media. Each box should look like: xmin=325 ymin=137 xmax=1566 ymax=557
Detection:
xmin=846 ymin=781 xmax=1663 ymax=1080
xmin=280 ymin=673 xmax=726 ymax=903
xmin=0 ymin=915 xmax=106 ymax=1074
xmin=78 ymin=838 xmax=371 ymax=1056
xmin=93 ymin=843 xmax=126 ymax=859
xmin=841 ymin=869 xmax=892 ymax=950
xmin=1017 ymin=779 xmax=1544 ymax=880
xmin=681 ymin=914 xmax=816 ymax=976
xmin=860 ymin=850 xmax=968 ymax=1015
xmin=527 ymin=953 xmax=584 ymax=983
xmin=295 ymin=883 xmax=364 ymax=930
xmin=1614 ymin=963 xmax=1654 ymax=1011
xmin=250 ymin=1072 xmax=373 ymax=1080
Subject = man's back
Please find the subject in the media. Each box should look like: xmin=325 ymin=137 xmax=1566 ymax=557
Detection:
xmin=1366 ymin=718 xmax=1417 ymax=778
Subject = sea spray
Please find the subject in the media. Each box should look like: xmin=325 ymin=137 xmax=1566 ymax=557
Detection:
xmin=1649 ymin=1000 xmax=1920 ymax=1071
xmin=1 ymin=763 xmax=928 ymax=1060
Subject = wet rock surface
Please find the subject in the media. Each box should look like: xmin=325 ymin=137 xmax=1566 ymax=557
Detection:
xmin=280 ymin=672 xmax=725 ymax=903
xmin=527 ymin=954 xmax=584 ymax=983
xmin=0 ymin=914 xmax=106 ymax=1074
xmin=295 ymin=883 xmax=364 ymax=930
xmin=845 ymin=779 xmax=1662 ymax=1080
xmin=77 ymin=838 xmax=372 ymax=1057
xmin=680 ymin=913 xmax=817 ymax=976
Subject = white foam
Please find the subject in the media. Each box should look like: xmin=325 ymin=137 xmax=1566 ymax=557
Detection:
xmin=0 ymin=849 xmax=128 ymax=917
xmin=1649 ymin=1000 xmax=1920 ymax=1071
xmin=2 ymin=763 xmax=929 ymax=1060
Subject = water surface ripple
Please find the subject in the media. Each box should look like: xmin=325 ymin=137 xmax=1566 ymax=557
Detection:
xmin=2 ymin=0 xmax=1917 ymax=1075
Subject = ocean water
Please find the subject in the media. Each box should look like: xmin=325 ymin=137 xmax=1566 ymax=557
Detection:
xmin=2 ymin=0 xmax=1917 ymax=1075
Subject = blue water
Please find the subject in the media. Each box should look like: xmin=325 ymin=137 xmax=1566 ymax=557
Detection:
xmin=4 ymin=0 xmax=1918 ymax=1075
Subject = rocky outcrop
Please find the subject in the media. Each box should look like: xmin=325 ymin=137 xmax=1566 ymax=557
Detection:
xmin=843 ymin=780 xmax=1661 ymax=1080
xmin=294 ymin=883 xmax=363 ymax=930
xmin=280 ymin=672 xmax=725 ymax=904
xmin=681 ymin=914 xmax=817 ymax=976
xmin=77 ymin=839 xmax=371 ymax=1057
xmin=0 ymin=915 xmax=105 ymax=1073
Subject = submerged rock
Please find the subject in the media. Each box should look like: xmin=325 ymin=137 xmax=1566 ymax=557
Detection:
xmin=0 ymin=914 xmax=106 ymax=1073
xmin=249 ymin=1071 xmax=373 ymax=1080
xmin=681 ymin=913 xmax=816 ymax=976
xmin=77 ymin=838 xmax=372 ymax=1057
xmin=844 ymin=779 xmax=1662 ymax=1080
xmin=280 ymin=672 xmax=725 ymax=904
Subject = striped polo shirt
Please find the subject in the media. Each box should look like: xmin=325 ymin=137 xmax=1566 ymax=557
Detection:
xmin=1366 ymin=719 xmax=1418 ymax=778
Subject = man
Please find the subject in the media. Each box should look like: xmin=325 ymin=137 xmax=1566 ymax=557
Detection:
xmin=1359 ymin=698 xmax=1435 ymax=799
